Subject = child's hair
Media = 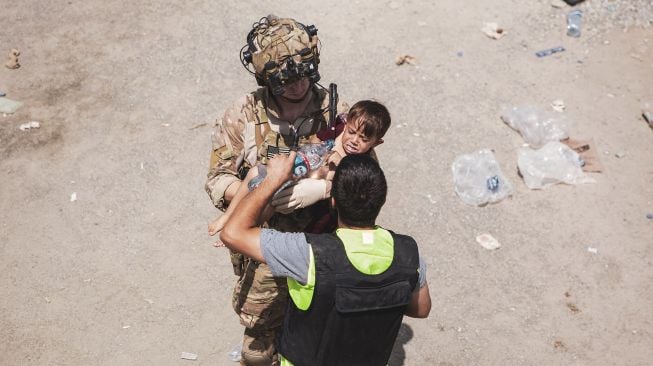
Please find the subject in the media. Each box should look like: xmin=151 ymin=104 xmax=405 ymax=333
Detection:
xmin=346 ymin=100 xmax=391 ymax=140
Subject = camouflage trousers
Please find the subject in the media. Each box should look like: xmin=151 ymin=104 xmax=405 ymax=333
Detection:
xmin=233 ymin=260 xmax=288 ymax=366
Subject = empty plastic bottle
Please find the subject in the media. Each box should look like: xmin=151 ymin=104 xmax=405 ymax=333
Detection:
xmin=227 ymin=344 xmax=242 ymax=362
xmin=248 ymin=139 xmax=335 ymax=191
xmin=567 ymin=10 xmax=582 ymax=38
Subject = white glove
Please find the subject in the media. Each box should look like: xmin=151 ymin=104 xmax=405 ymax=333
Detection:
xmin=271 ymin=178 xmax=329 ymax=214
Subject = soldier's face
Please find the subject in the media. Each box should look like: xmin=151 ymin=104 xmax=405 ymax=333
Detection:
xmin=341 ymin=119 xmax=383 ymax=155
xmin=281 ymin=78 xmax=310 ymax=102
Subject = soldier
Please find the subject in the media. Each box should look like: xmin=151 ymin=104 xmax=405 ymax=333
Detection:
xmin=205 ymin=15 xmax=347 ymax=366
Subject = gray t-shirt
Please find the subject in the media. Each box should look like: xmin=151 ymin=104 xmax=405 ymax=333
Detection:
xmin=260 ymin=228 xmax=427 ymax=288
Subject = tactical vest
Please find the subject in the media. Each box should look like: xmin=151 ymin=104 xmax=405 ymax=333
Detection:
xmin=278 ymin=229 xmax=420 ymax=366
xmin=249 ymin=87 xmax=332 ymax=166
xmin=248 ymin=86 xmax=335 ymax=233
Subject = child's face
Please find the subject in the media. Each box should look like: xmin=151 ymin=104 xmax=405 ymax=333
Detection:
xmin=341 ymin=119 xmax=383 ymax=155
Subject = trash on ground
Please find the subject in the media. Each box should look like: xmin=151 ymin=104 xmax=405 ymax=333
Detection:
xmin=501 ymin=105 xmax=569 ymax=148
xmin=395 ymin=54 xmax=416 ymax=66
xmin=551 ymin=0 xmax=567 ymax=8
xmin=452 ymin=149 xmax=513 ymax=206
xmin=551 ymin=99 xmax=565 ymax=113
xmin=587 ymin=247 xmax=598 ymax=254
xmin=535 ymin=46 xmax=565 ymax=58
xmin=0 ymin=97 xmax=23 ymax=114
xmin=646 ymin=213 xmax=653 ymax=220
xmin=0 ymin=90 xmax=5 ymax=97
xmin=566 ymin=302 xmax=580 ymax=313
xmin=563 ymin=0 xmax=585 ymax=5
xmin=642 ymin=102 xmax=653 ymax=129
xmin=181 ymin=352 xmax=198 ymax=360
xmin=476 ymin=233 xmax=501 ymax=250
xmin=227 ymin=344 xmax=242 ymax=362
xmin=70 ymin=192 xmax=78 ymax=202
xmin=189 ymin=122 xmax=207 ymax=130
xmin=5 ymin=48 xmax=20 ymax=69
xmin=19 ymin=121 xmax=40 ymax=131
xmin=614 ymin=151 xmax=626 ymax=158
xmin=561 ymin=138 xmax=603 ymax=172
xmin=567 ymin=10 xmax=583 ymax=37
xmin=518 ymin=141 xmax=595 ymax=189
xmin=481 ymin=23 xmax=506 ymax=40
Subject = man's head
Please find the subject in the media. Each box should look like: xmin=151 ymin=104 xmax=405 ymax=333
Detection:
xmin=332 ymin=154 xmax=387 ymax=228
xmin=241 ymin=15 xmax=320 ymax=96
xmin=341 ymin=100 xmax=391 ymax=155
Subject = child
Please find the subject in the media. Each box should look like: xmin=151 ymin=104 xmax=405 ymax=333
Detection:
xmin=208 ymin=100 xmax=391 ymax=242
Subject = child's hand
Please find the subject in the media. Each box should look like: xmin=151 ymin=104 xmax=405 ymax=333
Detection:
xmin=208 ymin=215 xmax=229 ymax=236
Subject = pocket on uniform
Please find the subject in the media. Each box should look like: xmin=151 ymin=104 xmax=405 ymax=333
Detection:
xmin=335 ymin=280 xmax=412 ymax=313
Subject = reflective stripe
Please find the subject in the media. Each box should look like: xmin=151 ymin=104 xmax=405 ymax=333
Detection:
xmin=287 ymin=245 xmax=316 ymax=311
xmin=279 ymin=354 xmax=294 ymax=366
xmin=335 ymin=227 xmax=394 ymax=275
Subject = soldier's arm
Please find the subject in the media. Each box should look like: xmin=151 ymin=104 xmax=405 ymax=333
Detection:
xmin=204 ymin=98 xmax=249 ymax=211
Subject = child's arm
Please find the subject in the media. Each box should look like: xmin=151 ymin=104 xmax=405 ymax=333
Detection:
xmin=208 ymin=165 xmax=260 ymax=236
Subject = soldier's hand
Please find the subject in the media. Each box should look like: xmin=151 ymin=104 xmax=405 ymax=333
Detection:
xmin=271 ymin=178 xmax=329 ymax=214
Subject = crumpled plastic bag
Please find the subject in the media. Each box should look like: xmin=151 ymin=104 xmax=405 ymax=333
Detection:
xmin=452 ymin=149 xmax=513 ymax=206
xmin=0 ymin=97 xmax=23 ymax=114
xmin=517 ymin=141 xmax=595 ymax=189
xmin=501 ymin=105 xmax=569 ymax=148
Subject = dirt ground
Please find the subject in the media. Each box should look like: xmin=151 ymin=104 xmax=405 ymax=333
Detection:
xmin=1 ymin=1 xmax=652 ymax=365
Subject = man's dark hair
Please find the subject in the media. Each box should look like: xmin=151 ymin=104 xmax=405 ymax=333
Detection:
xmin=332 ymin=154 xmax=387 ymax=227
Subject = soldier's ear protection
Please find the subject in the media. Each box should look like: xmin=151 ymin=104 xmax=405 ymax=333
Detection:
xmin=240 ymin=17 xmax=321 ymax=96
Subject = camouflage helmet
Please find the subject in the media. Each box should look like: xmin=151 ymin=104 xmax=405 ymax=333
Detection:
xmin=241 ymin=15 xmax=320 ymax=95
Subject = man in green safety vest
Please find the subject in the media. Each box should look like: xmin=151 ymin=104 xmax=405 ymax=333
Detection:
xmin=221 ymin=152 xmax=432 ymax=366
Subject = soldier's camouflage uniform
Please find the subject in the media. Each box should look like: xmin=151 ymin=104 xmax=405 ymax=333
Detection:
xmin=206 ymin=84 xmax=347 ymax=366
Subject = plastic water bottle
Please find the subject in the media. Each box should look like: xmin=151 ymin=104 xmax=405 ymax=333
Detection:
xmin=248 ymin=139 xmax=335 ymax=191
xmin=227 ymin=343 xmax=242 ymax=362
xmin=567 ymin=10 xmax=582 ymax=38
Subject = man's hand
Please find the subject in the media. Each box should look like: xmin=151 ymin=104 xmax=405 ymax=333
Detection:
xmin=271 ymin=178 xmax=329 ymax=214
xmin=265 ymin=151 xmax=296 ymax=187
xmin=220 ymin=151 xmax=297 ymax=263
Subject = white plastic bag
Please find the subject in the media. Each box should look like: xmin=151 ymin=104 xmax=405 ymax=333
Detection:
xmin=501 ymin=105 xmax=569 ymax=148
xmin=0 ymin=97 xmax=23 ymax=114
xmin=517 ymin=141 xmax=594 ymax=189
xmin=452 ymin=149 xmax=513 ymax=206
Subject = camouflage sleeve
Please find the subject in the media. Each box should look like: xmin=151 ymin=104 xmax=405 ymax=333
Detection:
xmin=205 ymin=94 xmax=254 ymax=210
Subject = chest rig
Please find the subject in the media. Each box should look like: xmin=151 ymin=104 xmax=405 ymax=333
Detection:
xmin=248 ymin=87 xmax=331 ymax=169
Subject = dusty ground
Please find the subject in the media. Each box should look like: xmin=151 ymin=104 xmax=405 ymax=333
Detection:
xmin=1 ymin=0 xmax=652 ymax=365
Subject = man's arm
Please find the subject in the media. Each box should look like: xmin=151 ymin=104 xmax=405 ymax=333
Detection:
xmin=220 ymin=152 xmax=296 ymax=262
xmin=405 ymin=282 xmax=432 ymax=318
